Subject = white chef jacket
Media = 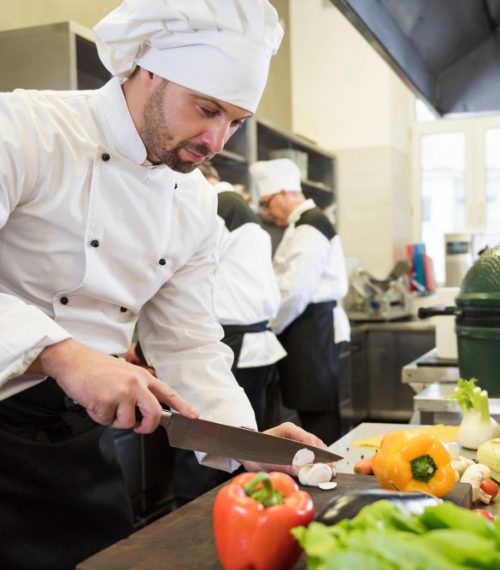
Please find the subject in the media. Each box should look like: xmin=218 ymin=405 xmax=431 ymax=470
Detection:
xmin=214 ymin=207 xmax=286 ymax=368
xmin=271 ymin=199 xmax=351 ymax=342
xmin=0 ymin=78 xmax=257 ymax=470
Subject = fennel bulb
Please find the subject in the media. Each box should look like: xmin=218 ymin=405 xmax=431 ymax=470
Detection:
xmin=450 ymin=378 xmax=500 ymax=450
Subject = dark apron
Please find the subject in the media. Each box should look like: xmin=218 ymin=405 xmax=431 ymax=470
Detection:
xmin=278 ymin=300 xmax=338 ymax=411
xmin=0 ymin=379 xmax=134 ymax=570
xmin=221 ymin=320 xmax=270 ymax=370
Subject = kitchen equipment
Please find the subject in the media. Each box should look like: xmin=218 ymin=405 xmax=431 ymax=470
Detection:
xmin=445 ymin=233 xmax=473 ymax=287
xmin=434 ymin=287 xmax=459 ymax=359
xmin=456 ymin=246 xmax=500 ymax=396
xmin=159 ymin=411 xmax=342 ymax=464
xmin=345 ymin=262 xmax=412 ymax=321
xmin=419 ymin=246 xmax=500 ymax=396
xmin=445 ymin=231 xmax=500 ymax=287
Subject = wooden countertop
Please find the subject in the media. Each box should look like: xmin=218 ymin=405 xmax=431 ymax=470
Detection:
xmin=78 ymin=471 xmax=471 ymax=569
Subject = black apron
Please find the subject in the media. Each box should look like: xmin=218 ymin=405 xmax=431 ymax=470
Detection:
xmin=221 ymin=320 xmax=270 ymax=371
xmin=0 ymin=379 xmax=134 ymax=570
xmin=278 ymin=300 xmax=338 ymax=411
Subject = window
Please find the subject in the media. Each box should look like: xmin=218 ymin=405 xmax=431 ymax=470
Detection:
xmin=413 ymin=115 xmax=500 ymax=285
xmin=419 ymin=133 xmax=466 ymax=284
xmin=485 ymin=129 xmax=500 ymax=231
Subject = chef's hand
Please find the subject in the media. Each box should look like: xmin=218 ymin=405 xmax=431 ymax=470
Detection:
xmin=240 ymin=421 xmax=336 ymax=477
xmin=29 ymin=338 xmax=199 ymax=434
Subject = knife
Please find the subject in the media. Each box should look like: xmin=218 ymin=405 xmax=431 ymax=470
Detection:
xmin=159 ymin=410 xmax=343 ymax=464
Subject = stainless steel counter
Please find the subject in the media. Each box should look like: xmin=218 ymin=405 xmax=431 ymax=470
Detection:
xmin=402 ymin=348 xmax=459 ymax=394
xmin=352 ymin=319 xmax=435 ymax=333
xmin=413 ymin=381 xmax=500 ymax=425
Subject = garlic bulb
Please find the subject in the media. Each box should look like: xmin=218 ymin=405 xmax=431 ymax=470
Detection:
xmin=298 ymin=463 xmax=333 ymax=486
xmin=292 ymin=448 xmax=315 ymax=468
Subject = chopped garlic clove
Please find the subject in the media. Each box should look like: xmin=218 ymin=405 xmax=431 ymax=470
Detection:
xmin=318 ymin=481 xmax=337 ymax=491
xmin=292 ymin=448 xmax=315 ymax=468
xmin=298 ymin=463 xmax=332 ymax=486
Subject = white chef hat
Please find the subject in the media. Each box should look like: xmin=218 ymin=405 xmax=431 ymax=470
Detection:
xmin=93 ymin=0 xmax=283 ymax=113
xmin=250 ymin=158 xmax=302 ymax=198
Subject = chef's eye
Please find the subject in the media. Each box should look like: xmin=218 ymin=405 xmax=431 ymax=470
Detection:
xmin=231 ymin=118 xmax=247 ymax=130
xmin=200 ymin=106 xmax=218 ymax=118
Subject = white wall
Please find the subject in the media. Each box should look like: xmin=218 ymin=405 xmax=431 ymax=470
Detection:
xmin=289 ymin=0 xmax=415 ymax=278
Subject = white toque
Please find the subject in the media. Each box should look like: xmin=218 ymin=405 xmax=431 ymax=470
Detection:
xmin=93 ymin=0 xmax=284 ymax=113
xmin=250 ymin=158 xmax=302 ymax=198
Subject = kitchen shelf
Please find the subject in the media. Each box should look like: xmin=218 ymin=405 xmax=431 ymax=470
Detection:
xmin=0 ymin=21 xmax=110 ymax=92
xmin=0 ymin=21 xmax=336 ymax=210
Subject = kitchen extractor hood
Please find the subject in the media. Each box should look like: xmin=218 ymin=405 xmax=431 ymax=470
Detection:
xmin=330 ymin=0 xmax=500 ymax=115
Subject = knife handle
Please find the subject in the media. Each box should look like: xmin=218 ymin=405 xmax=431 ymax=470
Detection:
xmin=160 ymin=409 xmax=172 ymax=427
xmin=134 ymin=407 xmax=172 ymax=428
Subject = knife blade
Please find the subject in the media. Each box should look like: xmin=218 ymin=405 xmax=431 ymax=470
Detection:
xmin=159 ymin=411 xmax=343 ymax=465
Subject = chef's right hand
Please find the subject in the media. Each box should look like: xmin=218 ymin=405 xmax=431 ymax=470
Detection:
xmin=29 ymin=338 xmax=199 ymax=434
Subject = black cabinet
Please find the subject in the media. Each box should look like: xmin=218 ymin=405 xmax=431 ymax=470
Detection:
xmin=338 ymin=323 xmax=435 ymax=427
xmin=365 ymin=328 xmax=435 ymax=421
xmin=338 ymin=328 xmax=369 ymax=433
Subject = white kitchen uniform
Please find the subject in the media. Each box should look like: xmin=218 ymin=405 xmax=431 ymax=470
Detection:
xmin=0 ymin=78 xmax=257 ymax=463
xmin=272 ymin=199 xmax=350 ymax=342
xmin=214 ymin=207 xmax=286 ymax=369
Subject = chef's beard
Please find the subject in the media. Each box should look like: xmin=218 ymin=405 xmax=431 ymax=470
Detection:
xmin=140 ymin=80 xmax=213 ymax=173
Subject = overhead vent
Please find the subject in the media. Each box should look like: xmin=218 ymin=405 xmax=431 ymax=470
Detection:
xmin=331 ymin=0 xmax=500 ymax=115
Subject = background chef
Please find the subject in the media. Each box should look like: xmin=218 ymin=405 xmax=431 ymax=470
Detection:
xmin=250 ymin=158 xmax=351 ymax=445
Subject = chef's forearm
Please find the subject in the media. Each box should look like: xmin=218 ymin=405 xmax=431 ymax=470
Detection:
xmin=27 ymin=338 xmax=76 ymax=377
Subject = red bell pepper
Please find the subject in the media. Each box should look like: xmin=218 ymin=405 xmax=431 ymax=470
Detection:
xmin=213 ymin=471 xmax=314 ymax=570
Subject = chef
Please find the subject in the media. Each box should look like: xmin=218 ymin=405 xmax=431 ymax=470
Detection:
xmin=173 ymin=165 xmax=288 ymax=504
xmin=200 ymin=164 xmax=287 ymax=430
xmin=250 ymin=158 xmax=351 ymax=445
xmin=0 ymin=2 xmax=326 ymax=568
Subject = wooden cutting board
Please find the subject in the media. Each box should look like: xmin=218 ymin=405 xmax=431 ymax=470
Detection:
xmin=77 ymin=473 xmax=472 ymax=570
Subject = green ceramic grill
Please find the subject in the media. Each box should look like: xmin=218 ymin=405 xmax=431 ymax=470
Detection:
xmin=456 ymin=246 xmax=500 ymax=396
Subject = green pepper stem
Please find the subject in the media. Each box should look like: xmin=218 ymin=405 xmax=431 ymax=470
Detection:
xmin=242 ymin=472 xmax=285 ymax=507
xmin=411 ymin=454 xmax=437 ymax=483
xmin=242 ymin=472 xmax=270 ymax=494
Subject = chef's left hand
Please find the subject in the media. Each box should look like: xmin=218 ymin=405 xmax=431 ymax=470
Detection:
xmin=240 ymin=421 xmax=336 ymax=477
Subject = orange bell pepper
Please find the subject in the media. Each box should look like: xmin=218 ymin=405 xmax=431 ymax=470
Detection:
xmin=372 ymin=429 xmax=456 ymax=497
xmin=213 ymin=471 xmax=314 ymax=570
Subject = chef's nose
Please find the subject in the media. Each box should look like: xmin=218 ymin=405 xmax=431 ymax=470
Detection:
xmin=200 ymin=122 xmax=231 ymax=154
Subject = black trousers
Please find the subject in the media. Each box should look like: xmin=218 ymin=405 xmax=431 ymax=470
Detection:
xmin=0 ymin=380 xmax=133 ymax=570
xmin=278 ymin=301 xmax=342 ymax=443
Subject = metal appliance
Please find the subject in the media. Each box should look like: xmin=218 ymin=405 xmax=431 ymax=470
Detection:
xmin=345 ymin=262 xmax=412 ymax=321
xmin=419 ymin=245 xmax=500 ymax=396
xmin=445 ymin=231 xmax=500 ymax=287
